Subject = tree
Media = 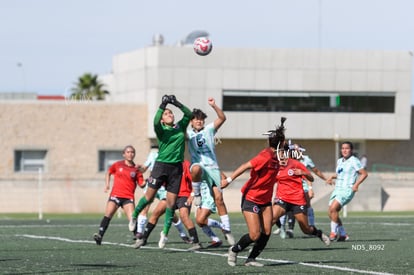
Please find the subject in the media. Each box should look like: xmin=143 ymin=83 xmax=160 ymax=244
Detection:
xmin=70 ymin=73 xmax=109 ymax=100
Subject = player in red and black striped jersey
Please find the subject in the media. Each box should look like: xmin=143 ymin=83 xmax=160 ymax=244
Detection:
xmin=93 ymin=145 xmax=144 ymax=245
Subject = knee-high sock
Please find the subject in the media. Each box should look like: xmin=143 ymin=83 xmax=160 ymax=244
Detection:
xmin=232 ymin=233 xmax=254 ymax=253
xmin=248 ymin=233 xmax=270 ymax=260
xmin=287 ymin=211 xmax=295 ymax=230
xmin=132 ymin=197 xmax=151 ymax=218
xmin=98 ymin=216 xmax=111 ymax=237
xmin=188 ymin=227 xmax=200 ymax=243
xmin=163 ymin=207 xmax=174 ymax=235
xmin=307 ymin=207 xmax=315 ymax=226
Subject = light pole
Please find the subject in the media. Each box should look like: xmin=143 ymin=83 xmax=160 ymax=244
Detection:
xmin=17 ymin=62 xmax=26 ymax=92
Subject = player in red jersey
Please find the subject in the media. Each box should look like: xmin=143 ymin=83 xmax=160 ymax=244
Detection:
xmin=93 ymin=145 xmax=144 ymax=245
xmin=272 ymin=147 xmax=330 ymax=246
xmin=221 ymin=117 xmax=286 ymax=267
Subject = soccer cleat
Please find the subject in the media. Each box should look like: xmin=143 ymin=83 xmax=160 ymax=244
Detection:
xmin=128 ymin=217 xmax=137 ymax=232
xmin=286 ymin=229 xmax=294 ymax=238
xmin=329 ymin=232 xmax=337 ymax=241
xmin=245 ymin=259 xmax=264 ymax=267
xmin=187 ymin=242 xmax=202 ymax=251
xmin=93 ymin=233 xmax=102 ymax=245
xmin=320 ymin=233 xmax=331 ymax=246
xmin=337 ymin=234 xmax=349 ymax=242
xmin=207 ymin=240 xmax=223 ymax=248
xmin=181 ymin=235 xmax=193 ymax=244
xmin=273 ymin=228 xmax=281 ymax=235
xmin=222 ymin=230 xmax=235 ymax=245
xmin=227 ymin=246 xmax=238 ymax=267
xmin=158 ymin=231 xmax=168 ymax=248
xmin=133 ymin=238 xmax=147 ymax=249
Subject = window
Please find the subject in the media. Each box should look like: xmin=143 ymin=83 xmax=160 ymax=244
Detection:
xmin=98 ymin=150 xmax=123 ymax=172
xmin=14 ymin=150 xmax=47 ymax=172
xmin=223 ymin=90 xmax=395 ymax=113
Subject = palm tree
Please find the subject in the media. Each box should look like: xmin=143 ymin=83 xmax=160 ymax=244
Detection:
xmin=70 ymin=73 xmax=109 ymax=100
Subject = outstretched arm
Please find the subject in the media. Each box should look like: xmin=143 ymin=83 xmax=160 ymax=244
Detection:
xmin=221 ymin=161 xmax=252 ymax=189
xmin=208 ymin=97 xmax=226 ymax=130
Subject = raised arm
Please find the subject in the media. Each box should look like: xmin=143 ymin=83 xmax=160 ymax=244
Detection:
xmin=208 ymin=97 xmax=226 ymax=130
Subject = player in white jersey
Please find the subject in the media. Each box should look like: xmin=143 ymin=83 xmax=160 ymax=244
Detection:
xmin=187 ymin=97 xmax=235 ymax=245
xmin=326 ymin=141 xmax=368 ymax=241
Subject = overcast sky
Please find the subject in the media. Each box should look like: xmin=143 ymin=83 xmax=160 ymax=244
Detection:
xmin=1 ymin=0 xmax=413 ymax=104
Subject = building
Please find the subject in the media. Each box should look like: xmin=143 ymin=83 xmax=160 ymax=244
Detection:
xmin=1 ymin=40 xmax=413 ymax=213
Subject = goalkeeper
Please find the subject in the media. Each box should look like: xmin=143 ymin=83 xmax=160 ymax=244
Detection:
xmin=129 ymin=94 xmax=192 ymax=248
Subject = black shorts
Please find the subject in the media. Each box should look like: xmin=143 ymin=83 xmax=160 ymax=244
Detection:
xmin=175 ymin=196 xmax=191 ymax=210
xmin=273 ymin=198 xmax=307 ymax=215
xmin=108 ymin=196 xmax=134 ymax=207
xmin=241 ymin=198 xmax=272 ymax=214
xmin=148 ymin=161 xmax=183 ymax=195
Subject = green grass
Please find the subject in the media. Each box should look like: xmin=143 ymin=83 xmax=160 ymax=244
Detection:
xmin=1 ymin=212 xmax=413 ymax=274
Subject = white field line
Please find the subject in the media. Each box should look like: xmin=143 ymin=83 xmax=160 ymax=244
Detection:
xmin=17 ymin=234 xmax=394 ymax=275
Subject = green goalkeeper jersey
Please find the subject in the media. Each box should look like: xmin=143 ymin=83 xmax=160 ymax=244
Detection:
xmin=153 ymin=106 xmax=192 ymax=163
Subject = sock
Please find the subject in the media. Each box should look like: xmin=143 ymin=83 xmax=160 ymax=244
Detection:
xmin=337 ymin=225 xmax=347 ymax=236
xmin=173 ymin=218 xmax=186 ymax=237
xmin=310 ymin=226 xmax=323 ymax=238
xmin=308 ymin=207 xmax=315 ymax=226
xmin=219 ymin=214 xmax=231 ymax=231
xmin=232 ymin=233 xmax=254 ymax=252
xmin=207 ymin=218 xmax=223 ymax=229
xmin=275 ymin=219 xmax=281 ymax=228
xmin=163 ymin=207 xmax=174 ymax=235
xmin=287 ymin=211 xmax=295 ymax=230
xmin=98 ymin=216 xmax=111 ymax=237
xmin=142 ymin=222 xmax=155 ymax=239
xmin=331 ymin=221 xmax=338 ymax=234
xmin=248 ymin=233 xmax=270 ymax=260
xmin=137 ymin=214 xmax=147 ymax=234
xmin=201 ymin=225 xmax=218 ymax=241
xmin=188 ymin=227 xmax=200 ymax=243
xmin=279 ymin=215 xmax=286 ymax=229
xmin=192 ymin=182 xmax=201 ymax=196
xmin=132 ymin=197 xmax=150 ymax=218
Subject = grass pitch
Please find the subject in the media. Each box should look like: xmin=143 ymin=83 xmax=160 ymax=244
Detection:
xmin=0 ymin=212 xmax=413 ymax=274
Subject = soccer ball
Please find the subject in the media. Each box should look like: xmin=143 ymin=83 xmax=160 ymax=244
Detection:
xmin=193 ymin=37 xmax=213 ymax=56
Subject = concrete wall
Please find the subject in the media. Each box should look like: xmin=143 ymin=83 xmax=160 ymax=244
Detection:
xmin=1 ymin=171 xmax=413 ymax=214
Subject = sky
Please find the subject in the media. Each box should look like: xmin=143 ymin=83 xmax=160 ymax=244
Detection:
xmin=1 ymin=0 xmax=414 ymax=104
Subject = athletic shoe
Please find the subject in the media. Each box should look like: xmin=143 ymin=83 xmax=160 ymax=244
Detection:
xmin=187 ymin=242 xmax=202 ymax=251
xmin=181 ymin=235 xmax=193 ymax=244
xmin=320 ymin=233 xmax=331 ymax=246
xmin=245 ymin=259 xmax=264 ymax=267
xmin=93 ymin=233 xmax=102 ymax=245
xmin=207 ymin=240 xmax=223 ymax=248
xmin=222 ymin=230 xmax=236 ymax=245
xmin=158 ymin=231 xmax=168 ymax=248
xmin=286 ymin=229 xmax=294 ymax=238
xmin=133 ymin=238 xmax=147 ymax=249
xmin=337 ymin=234 xmax=349 ymax=242
xmin=279 ymin=228 xmax=287 ymax=239
xmin=273 ymin=228 xmax=281 ymax=235
xmin=227 ymin=246 xmax=238 ymax=267
xmin=329 ymin=232 xmax=337 ymax=241
xmin=128 ymin=217 xmax=137 ymax=232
